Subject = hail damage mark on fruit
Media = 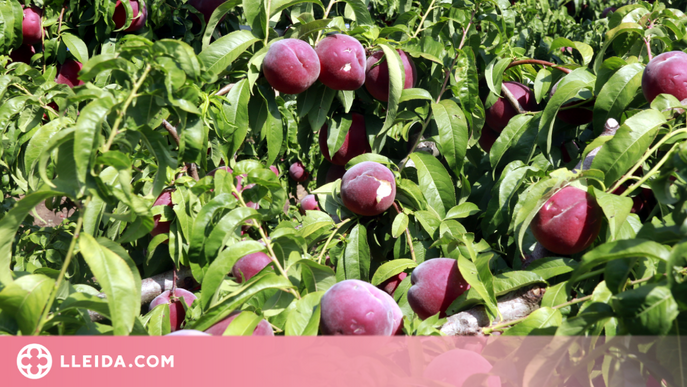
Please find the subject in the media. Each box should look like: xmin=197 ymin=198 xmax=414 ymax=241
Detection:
xmin=341 ymin=63 xmax=351 ymax=72
xmin=374 ymin=178 xmax=392 ymax=203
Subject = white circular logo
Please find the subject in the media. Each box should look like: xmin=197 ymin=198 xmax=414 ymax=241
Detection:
xmin=17 ymin=344 xmax=52 ymax=380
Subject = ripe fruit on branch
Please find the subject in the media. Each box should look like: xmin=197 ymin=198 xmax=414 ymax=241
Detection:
xmin=55 ymin=59 xmax=85 ymax=88
xmin=232 ymin=252 xmax=273 ymax=283
xmin=319 ymin=113 xmax=370 ymax=166
xmin=340 ymin=161 xmax=396 ymax=217
xmin=263 ymin=39 xmax=320 ymax=95
xmin=319 ymin=279 xmax=403 ymax=335
xmin=22 ymin=6 xmax=42 ymax=45
xmin=205 ymin=311 xmax=274 ymax=336
xmin=325 ymin=164 xmax=347 ymax=183
xmin=642 ymin=51 xmax=687 ymax=103
xmin=288 ymin=161 xmax=309 ymax=182
xmin=601 ymin=7 xmax=616 ymax=18
xmin=377 ymin=272 xmax=407 ymax=296
xmin=315 ymin=34 xmax=366 ymax=91
xmin=531 ymin=186 xmax=603 ymax=255
xmin=479 ymin=126 xmax=499 ymax=153
xmin=113 ymin=0 xmax=147 ymax=32
xmin=149 ymin=288 xmax=197 ymax=332
xmin=299 ymin=194 xmax=320 ymax=214
xmin=9 ymin=45 xmax=35 ymax=64
xmin=485 ymin=81 xmax=537 ymax=132
xmin=151 ymin=189 xmax=175 ymax=240
xmin=407 ymin=258 xmax=470 ymax=320
xmin=365 ymin=49 xmax=417 ymax=102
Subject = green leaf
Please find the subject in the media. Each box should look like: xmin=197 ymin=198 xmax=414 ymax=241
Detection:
xmin=605 ymin=258 xmax=638 ymax=294
xmin=590 ymin=109 xmax=665 ymax=188
xmin=550 ymin=38 xmax=593 ymax=65
xmin=154 ymin=40 xmax=202 ymax=80
xmin=592 ymin=63 xmax=644 ymax=135
xmin=191 ymin=272 xmax=293 ymax=331
xmin=556 ymin=302 xmax=614 ymax=335
xmin=340 ymin=0 xmax=373 ymax=25
xmin=145 ymin=304 xmax=172 ymax=336
xmin=485 ymin=57 xmax=512 ymax=98
xmin=370 ymin=259 xmax=417 ymax=286
xmin=539 ymin=80 xmax=593 ymax=155
xmin=0 ymin=190 xmax=63 ymax=284
xmin=285 ymin=291 xmax=324 ymax=336
xmin=489 ymin=114 xmax=537 ymax=171
xmin=612 ymin=284 xmax=679 ymax=335
xmin=433 ymin=99 xmax=468 ymax=175
xmin=223 ymin=311 xmax=263 ymax=335
xmin=525 ymin=257 xmax=579 ymax=280
xmin=74 ymin=96 xmax=116 ymax=184
xmin=198 ymin=30 xmax=260 ymax=82
xmin=79 ymin=234 xmax=141 ymax=335
xmin=570 ymin=239 xmax=670 ymax=283
xmin=378 ymin=44 xmax=403 ymax=134
xmin=408 ymin=152 xmax=456 ymax=218
xmin=391 ymin=212 xmax=409 ymax=239
xmin=444 ymin=202 xmax=479 ymax=220
xmin=188 ymin=194 xmax=235 ymax=270
xmin=458 ymin=256 xmax=498 ymax=320
xmin=0 ymin=274 xmax=55 ymax=335
xmin=591 ymin=187 xmax=633 ymax=241
xmin=493 ymin=271 xmax=547 ymax=295
xmin=337 ymin=224 xmax=371 ymax=281
xmin=503 ymin=307 xmax=562 ymax=336
xmin=200 ymin=241 xmax=266 ymax=309
xmin=61 ymin=33 xmax=89 ymax=64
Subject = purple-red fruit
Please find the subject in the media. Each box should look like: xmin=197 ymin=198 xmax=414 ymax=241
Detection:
xmin=232 ymin=252 xmax=273 ymax=283
xmin=151 ymin=189 xmax=174 ymax=240
xmin=531 ymin=186 xmax=603 ymax=255
xmin=365 ymin=50 xmax=417 ymax=102
xmin=22 ymin=6 xmax=42 ymax=45
xmin=408 ymin=258 xmax=470 ymax=320
xmin=289 ymin=161 xmax=309 ymax=182
xmin=378 ymin=272 xmax=407 ymax=296
xmin=263 ymin=39 xmax=320 ymax=95
xmin=299 ymin=194 xmax=320 ymax=214
xmin=319 ymin=113 xmax=370 ymax=166
xmin=315 ymin=34 xmax=366 ymax=91
xmin=340 ymin=161 xmax=396 ymax=217
xmin=55 ymin=60 xmax=85 ymax=88
xmin=642 ymin=51 xmax=687 ymax=103
xmin=10 ymin=45 xmax=35 ymax=64
xmin=188 ymin=0 xmax=226 ymax=23
xmin=113 ymin=0 xmax=147 ymax=32
xmin=149 ymin=289 xmax=197 ymax=332
xmin=424 ymin=349 xmax=502 ymax=387
xmin=485 ymin=81 xmax=537 ymax=132
xmin=320 ymin=279 xmax=403 ymax=335
xmin=325 ymin=164 xmax=347 ymax=183
xmin=205 ymin=311 xmax=274 ymax=336
xmin=479 ymin=126 xmax=499 ymax=153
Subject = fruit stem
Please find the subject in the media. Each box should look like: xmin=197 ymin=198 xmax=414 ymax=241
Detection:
xmin=506 ymin=59 xmax=572 ymax=74
xmin=232 ymin=187 xmax=301 ymax=299
xmin=608 ymin=128 xmax=687 ymax=193
xmin=644 ymin=37 xmax=653 ymax=62
xmin=412 ymin=0 xmax=437 ymax=39
xmin=34 ymin=197 xmax=90 ymax=335
xmin=315 ymin=1 xmax=340 ymax=43
xmin=104 ymin=64 xmax=152 ymax=152
xmin=316 ymin=217 xmax=352 ymax=264
xmin=392 ymin=202 xmax=416 ymax=262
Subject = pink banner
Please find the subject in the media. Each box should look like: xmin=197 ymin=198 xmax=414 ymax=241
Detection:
xmin=0 ymin=336 xmax=678 ymax=386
